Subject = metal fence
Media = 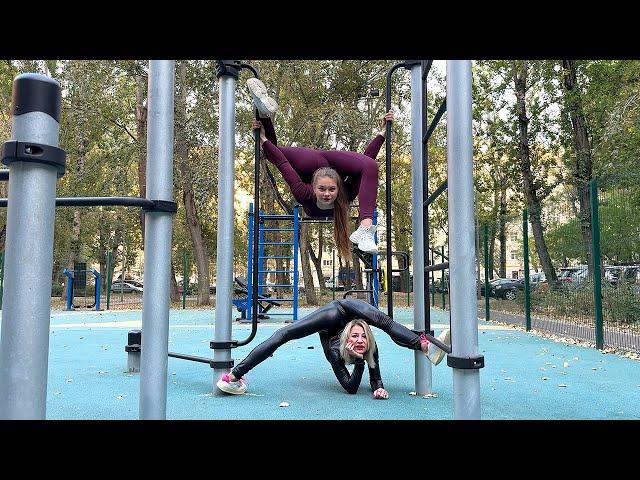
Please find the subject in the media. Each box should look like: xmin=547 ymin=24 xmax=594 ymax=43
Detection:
xmin=480 ymin=180 xmax=640 ymax=354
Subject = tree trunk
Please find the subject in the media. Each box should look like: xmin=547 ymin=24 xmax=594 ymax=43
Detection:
xmin=308 ymin=225 xmax=325 ymax=294
xmin=170 ymin=262 xmax=179 ymax=302
xmin=562 ymin=59 xmax=594 ymax=274
xmin=136 ymin=74 xmax=147 ymax=244
xmin=62 ymin=134 xmax=87 ymax=300
xmin=512 ymin=61 xmax=557 ymax=284
xmin=488 ymin=224 xmax=496 ymax=278
xmin=176 ymin=61 xmax=210 ymax=305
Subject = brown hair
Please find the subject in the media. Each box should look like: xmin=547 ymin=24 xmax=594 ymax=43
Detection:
xmin=312 ymin=167 xmax=351 ymax=261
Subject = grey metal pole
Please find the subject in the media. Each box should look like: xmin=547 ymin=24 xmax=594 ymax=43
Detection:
xmin=410 ymin=64 xmax=431 ymax=395
xmin=139 ymin=60 xmax=175 ymax=420
xmin=447 ymin=61 xmax=481 ymax=419
xmin=213 ymin=65 xmax=237 ymax=387
xmin=0 ymin=74 xmax=63 ymax=419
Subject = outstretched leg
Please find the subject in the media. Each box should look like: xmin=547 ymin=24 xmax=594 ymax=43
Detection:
xmin=336 ymin=299 xmax=450 ymax=365
xmin=223 ymin=302 xmax=346 ymax=385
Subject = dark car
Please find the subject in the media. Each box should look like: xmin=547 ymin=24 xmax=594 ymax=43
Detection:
xmin=480 ymin=278 xmax=525 ymax=300
xmin=605 ymin=265 xmax=640 ymax=288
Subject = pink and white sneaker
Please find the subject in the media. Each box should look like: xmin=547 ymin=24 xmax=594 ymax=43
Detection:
xmin=216 ymin=373 xmax=248 ymax=395
xmin=420 ymin=330 xmax=451 ymax=366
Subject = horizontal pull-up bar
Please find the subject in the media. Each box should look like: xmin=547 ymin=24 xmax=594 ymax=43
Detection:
xmin=0 ymin=196 xmax=177 ymax=212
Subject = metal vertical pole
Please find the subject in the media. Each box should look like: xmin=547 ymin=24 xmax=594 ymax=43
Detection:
xmin=0 ymin=252 xmax=4 ymax=310
xmin=94 ymin=270 xmax=101 ymax=311
xmin=447 ymin=60 xmax=481 ymax=419
xmin=484 ymin=226 xmax=490 ymax=322
xmin=431 ymin=248 xmax=435 ymax=307
xmin=422 ymin=60 xmax=431 ymax=335
xmin=590 ymin=180 xmax=604 ymax=349
xmin=523 ymin=210 xmax=531 ymax=331
xmin=139 ymin=60 xmax=175 ymax=420
xmin=293 ymin=204 xmax=299 ymax=321
xmin=410 ymin=63 xmax=430 ymax=395
xmin=258 ymin=222 xmax=265 ymax=299
xmin=106 ymin=251 xmax=112 ymax=310
xmin=442 ymin=246 xmax=446 ymax=309
xmin=64 ymin=269 xmax=74 ymax=311
xmin=247 ymin=203 xmax=254 ymax=321
xmin=182 ymin=250 xmax=187 ymax=309
xmin=332 ymin=247 xmax=336 ymax=301
xmin=0 ymin=73 xmax=63 ymax=419
xmin=213 ymin=61 xmax=238 ymax=386
xmin=372 ymin=210 xmax=379 ymax=308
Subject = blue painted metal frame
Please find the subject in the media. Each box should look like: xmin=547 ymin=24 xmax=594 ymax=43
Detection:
xmin=247 ymin=203 xmax=254 ymax=320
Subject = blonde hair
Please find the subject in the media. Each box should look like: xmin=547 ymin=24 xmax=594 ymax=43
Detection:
xmin=312 ymin=167 xmax=351 ymax=261
xmin=339 ymin=319 xmax=377 ymax=368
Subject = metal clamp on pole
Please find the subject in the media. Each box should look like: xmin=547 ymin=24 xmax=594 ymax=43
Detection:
xmin=210 ymin=360 xmax=235 ymax=369
xmin=447 ymin=354 xmax=485 ymax=370
xmin=215 ymin=60 xmax=242 ymax=79
xmin=2 ymin=141 xmax=66 ymax=177
xmin=142 ymin=200 xmax=178 ymax=213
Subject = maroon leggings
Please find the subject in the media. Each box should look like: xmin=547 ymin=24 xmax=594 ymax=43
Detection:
xmin=259 ymin=116 xmax=380 ymax=220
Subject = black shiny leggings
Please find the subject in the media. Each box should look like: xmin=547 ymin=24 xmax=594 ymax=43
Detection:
xmin=231 ymin=299 xmax=423 ymax=379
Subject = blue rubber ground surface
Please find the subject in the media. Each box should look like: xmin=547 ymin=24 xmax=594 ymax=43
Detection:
xmin=3 ymin=307 xmax=639 ymax=419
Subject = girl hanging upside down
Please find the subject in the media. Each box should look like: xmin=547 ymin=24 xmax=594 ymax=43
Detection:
xmin=246 ymin=77 xmax=393 ymax=258
xmin=217 ymin=299 xmax=451 ymax=399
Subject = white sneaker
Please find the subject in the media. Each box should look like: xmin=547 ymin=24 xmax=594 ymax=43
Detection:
xmin=349 ymin=225 xmax=378 ymax=254
xmin=246 ymin=78 xmax=279 ymax=118
xmin=426 ymin=328 xmax=451 ymax=366
xmin=216 ymin=373 xmax=248 ymax=395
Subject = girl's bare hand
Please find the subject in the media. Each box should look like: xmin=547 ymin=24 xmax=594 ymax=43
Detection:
xmin=346 ymin=341 xmax=364 ymax=359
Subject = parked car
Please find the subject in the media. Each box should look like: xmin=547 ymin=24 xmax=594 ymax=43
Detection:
xmin=480 ymin=278 xmax=525 ymax=300
xmin=111 ymin=281 xmax=143 ymax=293
xmin=605 ymin=265 xmax=640 ymax=288
xmin=558 ymin=266 xmax=588 ymax=288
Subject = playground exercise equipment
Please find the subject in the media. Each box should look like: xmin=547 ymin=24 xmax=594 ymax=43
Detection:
xmin=232 ymin=276 xmax=284 ymax=321
xmin=1 ymin=59 xmax=482 ymax=420
xmin=385 ymin=60 xmax=483 ymax=418
xmin=239 ymin=203 xmax=299 ymax=322
xmin=0 ymin=63 xmax=177 ymax=419
xmin=63 ymin=266 xmax=102 ymax=311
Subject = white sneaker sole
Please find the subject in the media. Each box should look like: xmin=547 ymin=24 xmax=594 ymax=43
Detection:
xmin=216 ymin=379 xmax=247 ymax=395
xmin=358 ymin=243 xmax=378 ymax=254
xmin=247 ymin=78 xmax=278 ymax=117
xmin=427 ymin=329 xmax=451 ymax=366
